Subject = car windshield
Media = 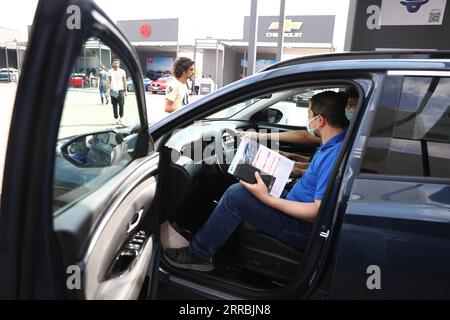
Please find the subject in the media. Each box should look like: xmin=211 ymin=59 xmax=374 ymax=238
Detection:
xmin=206 ymin=97 xmax=263 ymax=119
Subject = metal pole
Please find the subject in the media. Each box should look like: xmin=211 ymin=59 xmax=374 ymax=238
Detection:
xmin=98 ymin=39 xmax=102 ymax=68
xmin=176 ymin=20 xmax=180 ymax=57
xmin=276 ymin=0 xmax=286 ymax=62
xmin=344 ymin=0 xmax=358 ymax=51
xmin=15 ymin=40 xmax=21 ymax=78
xmin=247 ymin=0 xmax=258 ymax=76
xmin=193 ymin=40 xmax=197 ymax=95
xmin=83 ymin=45 xmax=86 ymax=87
xmin=243 ymin=50 xmax=247 ymax=78
xmin=220 ymin=45 xmax=225 ymax=87
xmin=215 ymin=41 xmax=218 ymax=91
xmin=5 ymin=46 xmax=10 ymax=82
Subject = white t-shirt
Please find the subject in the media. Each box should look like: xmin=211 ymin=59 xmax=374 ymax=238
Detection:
xmin=165 ymin=78 xmax=189 ymax=110
xmin=108 ymin=68 xmax=126 ymax=91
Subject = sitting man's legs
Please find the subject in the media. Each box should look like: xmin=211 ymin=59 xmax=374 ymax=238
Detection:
xmin=164 ymin=183 xmax=312 ymax=271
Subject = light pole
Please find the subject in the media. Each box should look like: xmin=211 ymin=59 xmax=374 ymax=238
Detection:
xmin=247 ymin=0 xmax=258 ymax=76
xmin=276 ymin=0 xmax=286 ymax=62
xmin=4 ymin=46 xmax=10 ymax=82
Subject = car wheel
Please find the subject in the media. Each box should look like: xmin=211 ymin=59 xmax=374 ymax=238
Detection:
xmin=127 ymin=84 xmax=134 ymax=92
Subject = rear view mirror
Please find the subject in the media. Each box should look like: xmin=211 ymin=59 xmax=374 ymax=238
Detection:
xmin=250 ymin=108 xmax=283 ymax=124
xmin=60 ymin=131 xmax=126 ymax=168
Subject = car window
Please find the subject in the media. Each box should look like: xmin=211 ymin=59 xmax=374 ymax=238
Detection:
xmin=207 ymin=97 xmax=262 ymax=119
xmin=362 ymin=76 xmax=450 ymax=179
xmin=53 ymin=38 xmax=141 ymax=214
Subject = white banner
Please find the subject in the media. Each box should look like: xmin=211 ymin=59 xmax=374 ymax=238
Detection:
xmin=380 ymin=0 xmax=447 ymax=25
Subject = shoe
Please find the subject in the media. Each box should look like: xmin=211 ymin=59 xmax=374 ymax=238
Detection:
xmin=115 ymin=119 xmax=120 ymax=125
xmin=106 ymin=99 xmax=109 ymax=104
xmin=164 ymin=247 xmax=214 ymax=272
xmin=118 ymin=118 xmax=123 ymax=125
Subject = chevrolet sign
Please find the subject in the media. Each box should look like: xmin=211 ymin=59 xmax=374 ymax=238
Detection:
xmin=267 ymin=20 xmax=303 ymax=38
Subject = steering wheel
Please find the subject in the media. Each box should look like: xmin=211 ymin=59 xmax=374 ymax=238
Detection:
xmin=215 ymin=128 xmax=242 ymax=174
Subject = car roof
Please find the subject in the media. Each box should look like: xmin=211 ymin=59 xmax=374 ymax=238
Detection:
xmin=262 ymin=50 xmax=450 ymax=72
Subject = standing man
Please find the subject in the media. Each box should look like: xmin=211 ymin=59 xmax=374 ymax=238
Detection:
xmin=164 ymin=57 xmax=194 ymax=113
xmin=107 ymin=58 xmax=127 ymax=125
xmin=98 ymin=66 xmax=108 ymax=105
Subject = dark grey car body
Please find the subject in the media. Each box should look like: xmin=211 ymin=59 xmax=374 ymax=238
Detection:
xmin=1 ymin=0 xmax=450 ymax=299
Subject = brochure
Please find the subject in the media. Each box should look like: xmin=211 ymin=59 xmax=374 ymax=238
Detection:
xmin=228 ymin=137 xmax=294 ymax=197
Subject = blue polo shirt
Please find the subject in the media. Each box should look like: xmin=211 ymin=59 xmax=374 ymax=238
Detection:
xmin=286 ymin=129 xmax=347 ymax=202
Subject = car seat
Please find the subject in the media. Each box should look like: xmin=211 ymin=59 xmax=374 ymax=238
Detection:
xmin=236 ymin=221 xmax=303 ymax=283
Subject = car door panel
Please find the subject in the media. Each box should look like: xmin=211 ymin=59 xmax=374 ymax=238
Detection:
xmin=54 ymin=156 xmax=158 ymax=261
xmin=0 ymin=0 xmax=157 ymax=299
xmin=82 ymin=175 xmax=157 ymax=299
xmin=331 ymin=178 xmax=450 ymax=299
xmin=93 ymin=236 xmax=154 ymax=299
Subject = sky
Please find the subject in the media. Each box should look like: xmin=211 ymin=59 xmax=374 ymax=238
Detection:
xmin=1 ymin=0 xmax=351 ymax=50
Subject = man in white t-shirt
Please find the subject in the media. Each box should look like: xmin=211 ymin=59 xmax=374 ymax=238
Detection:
xmin=106 ymin=58 xmax=127 ymax=125
xmin=164 ymin=57 xmax=194 ymax=113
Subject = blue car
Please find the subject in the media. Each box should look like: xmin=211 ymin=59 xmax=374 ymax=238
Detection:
xmin=126 ymin=76 xmax=151 ymax=92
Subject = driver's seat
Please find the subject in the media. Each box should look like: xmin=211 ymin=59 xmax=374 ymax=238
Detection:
xmin=236 ymin=221 xmax=304 ymax=283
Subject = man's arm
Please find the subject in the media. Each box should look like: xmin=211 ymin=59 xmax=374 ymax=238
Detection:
xmin=279 ymin=150 xmax=310 ymax=162
xmin=259 ymin=130 xmax=320 ymax=144
xmin=164 ymin=99 xmax=176 ymax=113
xmin=106 ymin=76 xmax=111 ymax=91
xmin=122 ymin=73 xmax=127 ymax=96
xmin=240 ymin=172 xmax=320 ymax=223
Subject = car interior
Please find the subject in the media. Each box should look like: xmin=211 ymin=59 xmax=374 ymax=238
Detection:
xmin=155 ymin=84 xmax=359 ymax=294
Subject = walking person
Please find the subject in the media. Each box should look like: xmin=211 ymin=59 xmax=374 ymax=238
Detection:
xmin=107 ymin=58 xmax=127 ymax=125
xmin=164 ymin=57 xmax=195 ymax=113
xmin=98 ymin=66 xmax=108 ymax=105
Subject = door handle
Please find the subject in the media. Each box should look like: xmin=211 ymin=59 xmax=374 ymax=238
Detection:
xmin=127 ymin=209 xmax=144 ymax=233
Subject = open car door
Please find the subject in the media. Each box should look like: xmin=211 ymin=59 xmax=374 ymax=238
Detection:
xmin=0 ymin=0 xmax=160 ymax=299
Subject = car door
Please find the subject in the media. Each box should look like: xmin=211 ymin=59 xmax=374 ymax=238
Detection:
xmin=0 ymin=0 xmax=160 ymax=299
xmin=330 ymin=72 xmax=450 ymax=299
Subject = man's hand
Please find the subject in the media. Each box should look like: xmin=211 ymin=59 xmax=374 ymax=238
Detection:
xmin=240 ymin=172 xmax=271 ymax=203
xmin=124 ymin=91 xmax=128 ymax=97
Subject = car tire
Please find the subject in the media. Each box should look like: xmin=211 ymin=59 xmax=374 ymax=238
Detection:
xmin=127 ymin=84 xmax=134 ymax=92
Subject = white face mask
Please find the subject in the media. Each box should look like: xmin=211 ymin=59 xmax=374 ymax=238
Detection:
xmin=306 ymin=115 xmax=319 ymax=136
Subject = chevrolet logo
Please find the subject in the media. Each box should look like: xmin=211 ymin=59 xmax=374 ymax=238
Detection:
xmin=268 ymin=20 xmax=303 ymax=32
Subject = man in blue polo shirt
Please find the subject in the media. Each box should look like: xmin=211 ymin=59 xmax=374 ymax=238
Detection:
xmin=164 ymin=91 xmax=349 ymax=271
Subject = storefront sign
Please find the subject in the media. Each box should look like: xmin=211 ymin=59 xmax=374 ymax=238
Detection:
xmin=243 ymin=16 xmax=334 ymax=44
xmin=117 ymin=19 xmax=178 ymax=42
xmin=380 ymin=0 xmax=447 ymax=25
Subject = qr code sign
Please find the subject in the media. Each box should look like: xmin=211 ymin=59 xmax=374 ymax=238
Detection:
xmin=429 ymin=12 xmax=441 ymax=23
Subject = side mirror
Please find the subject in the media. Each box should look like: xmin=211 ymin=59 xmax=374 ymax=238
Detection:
xmin=250 ymin=108 xmax=283 ymax=124
xmin=61 ymin=131 xmax=125 ymax=168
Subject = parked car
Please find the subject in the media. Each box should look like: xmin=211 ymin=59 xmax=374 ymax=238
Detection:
xmin=126 ymin=76 xmax=152 ymax=92
xmin=149 ymin=74 xmax=174 ymax=94
xmin=68 ymin=73 xmax=84 ymax=88
xmin=0 ymin=68 xmax=18 ymax=82
xmin=3 ymin=0 xmax=450 ymax=300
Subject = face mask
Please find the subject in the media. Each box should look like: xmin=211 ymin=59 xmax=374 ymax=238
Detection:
xmin=306 ymin=115 xmax=319 ymax=136
xmin=345 ymin=108 xmax=354 ymax=121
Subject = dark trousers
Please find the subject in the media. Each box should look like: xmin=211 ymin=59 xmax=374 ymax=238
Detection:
xmin=189 ymin=183 xmax=313 ymax=260
xmin=111 ymin=90 xmax=124 ymax=119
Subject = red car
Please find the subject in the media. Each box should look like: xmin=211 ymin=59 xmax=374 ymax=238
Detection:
xmin=68 ymin=73 xmax=84 ymax=87
xmin=148 ymin=75 xmax=174 ymax=94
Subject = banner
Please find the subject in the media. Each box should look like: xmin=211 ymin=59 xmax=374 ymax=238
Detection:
xmin=380 ymin=0 xmax=447 ymax=25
